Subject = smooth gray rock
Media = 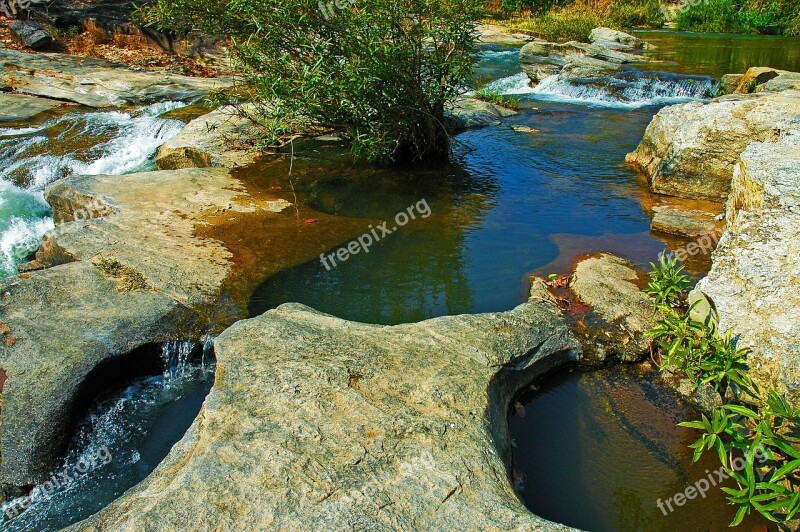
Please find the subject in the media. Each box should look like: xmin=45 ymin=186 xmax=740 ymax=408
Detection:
xmin=72 ymin=297 xmax=580 ymax=530
xmin=0 ymin=93 xmax=62 ymax=122
xmin=446 ymin=98 xmax=517 ymax=130
xmin=589 ymin=27 xmax=653 ymax=50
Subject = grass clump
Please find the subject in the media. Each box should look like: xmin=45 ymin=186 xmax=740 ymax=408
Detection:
xmin=490 ymin=0 xmax=665 ymax=43
xmin=93 ymin=256 xmax=150 ymax=292
xmin=473 ymin=87 xmax=521 ymax=110
xmin=675 ymin=0 xmax=800 ymax=35
xmin=646 ymin=253 xmax=800 ymax=527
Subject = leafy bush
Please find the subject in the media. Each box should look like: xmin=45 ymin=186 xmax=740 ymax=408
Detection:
xmin=646 ymin=254 xmax=800 ymax=526
xmin=137 ymin=0 xmax=484 ymax=164
xmin=680 ymin=392 xmax=800 ymax=525
xmin=645 ymin=254 xmax=693 ymax=309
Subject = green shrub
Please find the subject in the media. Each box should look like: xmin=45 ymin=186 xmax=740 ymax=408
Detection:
xmin=137 ymin=0 xmax=484 ymax=164
xmin=645 ymin=254 xmax=800 ymax=526
xmin=676 ymin=0 xmax=800 ymax=35
xmin=503 ymin=10 xmax=603 ymax=41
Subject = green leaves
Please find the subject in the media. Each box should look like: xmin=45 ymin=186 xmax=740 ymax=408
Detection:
xmin=646 ymin=253 xmax=800 ymax=526
xmin=139 ymin=0 xmax=484 ymax=164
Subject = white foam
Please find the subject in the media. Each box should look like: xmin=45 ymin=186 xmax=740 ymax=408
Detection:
xmin=482 ymin=72 xmax=536 ymax=95
xmin=531 ymin=74 xmax=715 ymax=108
xmin=0 ymin=216 xmax=54 ymax=274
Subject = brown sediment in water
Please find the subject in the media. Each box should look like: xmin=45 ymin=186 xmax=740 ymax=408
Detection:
xmin=193 ymin=157 xmax=381 ymax=324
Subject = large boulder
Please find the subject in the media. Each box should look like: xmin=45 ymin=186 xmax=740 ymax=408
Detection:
xmin=155 ymin=106 xmax=262 ymax=170
xmin=0 ymin=93 xmax=63 ymax=122
xmin=72 ymin=295 xmax=580 ymax=530
xmin=0 ymin=48 xmax=229 ymax=108
xmin=690 ymin=133 xmax=800 ymax=402
xmin=626 ymin=89 xmax=800 ymax=200
xmin=0 ymin=168 xmax=371 ymax=490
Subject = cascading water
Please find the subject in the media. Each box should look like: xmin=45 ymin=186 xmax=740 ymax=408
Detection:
xmin=0 ymin=338 xmax=215 ymax=531
xmin=482 ymin=70 xmax=717 ymax=108
xmin=0 ymin=101 xmax=187 ymax=278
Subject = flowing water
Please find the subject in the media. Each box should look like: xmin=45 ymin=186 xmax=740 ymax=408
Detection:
xmin=5 ymin=30 xmax=799 ymax=529
xmin=0 ymin=101 xmax=187 ymax=277
xmin=0 ymin=340 xmax=215 ymax=531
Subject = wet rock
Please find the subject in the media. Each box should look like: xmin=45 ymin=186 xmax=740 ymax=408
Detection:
xmin=735 ymin=66 xmax=782 ymax=93
xmin=691 ymin=133 xmax=800 ymax=403
xmin=72 ymin=297 xmax=580 ymax=530
xmin=0 ymin=48 xmax=229 ymax=108
xmin=650 ymin=205 xmax=721 ymax=239
xmin=519 ymin=29 xmax=652 ymax=86
xmin=156 ymin=106 xmax=262 ymax=170
xmin=9 ymin=21 xmax=52 ymax=50
xmin=445 ymin=98 xmax=517 ymax=130
xmin=568 ymin=253 xmax=655 ymax=362
xmin=626 ymin=89 xmax=800 ymax=200
xmin=0 ymin=168 xmax=293 ymax=488
xmin=0 ymin=93 xmax=62 ymax=122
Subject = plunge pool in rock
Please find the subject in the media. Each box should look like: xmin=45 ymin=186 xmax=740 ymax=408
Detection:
xmin=0 ymin=341 xmax=215 ymax=531
xmin=508 ymin=364 xmax=770 ymax=531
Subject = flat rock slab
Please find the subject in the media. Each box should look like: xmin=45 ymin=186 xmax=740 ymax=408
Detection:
xmin=650 ymin=205 xmax=721 ymax=238
xmin=0 ymin=47 xmax=229 ymax=108
xmin=73 ymin=299 xmax=580 ymax=530
xmin=0 ymin=92 xmax=63 ymax=122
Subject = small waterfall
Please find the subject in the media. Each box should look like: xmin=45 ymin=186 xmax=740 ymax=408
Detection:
xmin=0 ymin=101 xmax=187 ymax=278
xmin=161 ymin=340 xmax=196 ymax=383
xmin=531 ymin=72 xmax=717 ymax=108
xmin=480 ymin=70 xmax=716 ymax=108
xmin=1 ymin=338 xmax=215 ymax=530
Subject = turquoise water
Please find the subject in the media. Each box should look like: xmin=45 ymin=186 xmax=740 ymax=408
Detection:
xmin=0 ymin=102 xmax=186 ymax=278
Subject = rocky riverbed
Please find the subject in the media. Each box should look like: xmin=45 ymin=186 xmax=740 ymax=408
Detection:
xmin=0 ymin=22 xmax=799 ymax=531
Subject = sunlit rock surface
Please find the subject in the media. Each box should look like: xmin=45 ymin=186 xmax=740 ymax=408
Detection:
xmin=73 ymin=296 xmax=580 ymax=530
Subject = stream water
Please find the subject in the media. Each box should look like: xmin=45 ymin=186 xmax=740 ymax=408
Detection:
xmin=1 ymin=30 xmax=798 ymax=530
